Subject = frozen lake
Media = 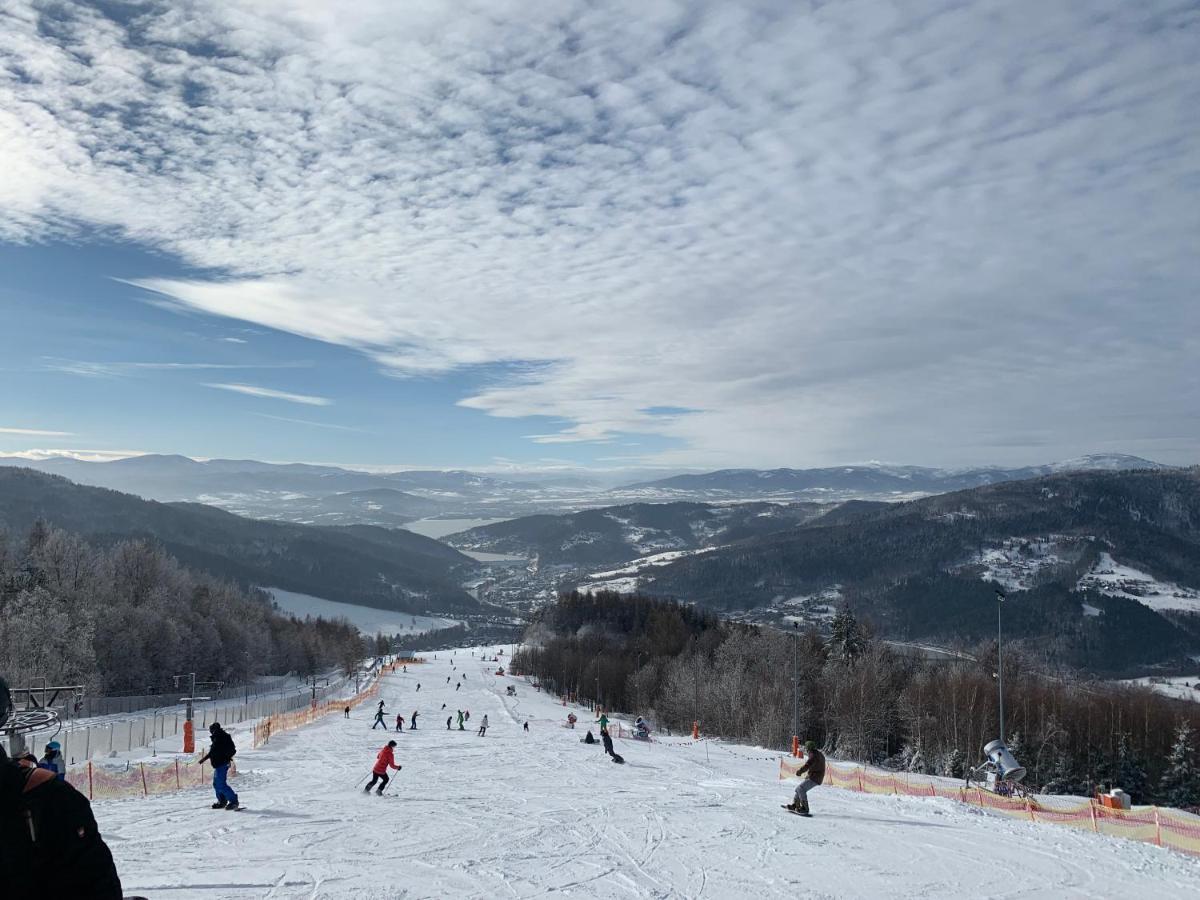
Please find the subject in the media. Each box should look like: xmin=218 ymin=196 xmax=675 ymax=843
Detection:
xmin=402 ymin=517 xmax=510 ymax=539
xmin=267 ymin=588 xmax=459 ymax=636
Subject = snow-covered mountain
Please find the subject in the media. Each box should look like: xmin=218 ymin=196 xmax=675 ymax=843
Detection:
xmin=618 ymin=454 xmax=1171 ymax=499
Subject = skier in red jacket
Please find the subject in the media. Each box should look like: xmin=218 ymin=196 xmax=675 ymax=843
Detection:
xmin=364 ymin=741 xmax=401 ymax=795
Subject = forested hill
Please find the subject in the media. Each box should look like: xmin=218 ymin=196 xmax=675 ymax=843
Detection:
xmin=445 ymin=500 xmax=828 ymax=566
xmin=0 ymin=467 xmax=483 ymax=615
xmin=642 ymin=469 xmax=1200 ymax=672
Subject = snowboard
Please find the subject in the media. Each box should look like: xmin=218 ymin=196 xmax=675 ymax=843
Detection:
xmin=611 ymin=753 xmax=625 ymax=764
xmin=781 ymin=804 xmax=811 ymax=817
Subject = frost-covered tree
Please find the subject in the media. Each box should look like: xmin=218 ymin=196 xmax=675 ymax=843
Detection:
xmin=829 ymin=607 xmax=866 ymax=663
xmin=1158 ymin=721 xmax=1200 ymax=809
xmin=1111 ymin=731 xmax=1149 ymax=802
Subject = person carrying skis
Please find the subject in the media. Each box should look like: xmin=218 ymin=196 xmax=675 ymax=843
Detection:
xmin=477 ymin=714 xmax=489 ymax=737
xmin=785 ymin=741 xmax=826 ymax=815
xmin=198 ymin=722 xmax=240 ymax=810
xmin=395 ymin=713 xmax=405 ymax=732
xmin=364 ymin=741 xmax=401 ymax=795
xmin=372 ymin=707 xmax=388 ymax=729
xmin=39 ymin=741 xmax=66 ymax=781
xmin=0 ymin=746 xmax=124 ymax=899
xmin=457 ymin=710 xmax=465 ymax=730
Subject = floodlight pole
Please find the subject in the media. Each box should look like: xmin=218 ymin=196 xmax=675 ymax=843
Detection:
xmin=995 ymin=590 xmax=1005 ymax=743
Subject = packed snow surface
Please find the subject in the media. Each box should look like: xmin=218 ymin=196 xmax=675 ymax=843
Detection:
xmin=103 ymin=651 xmax=1199 ymax=898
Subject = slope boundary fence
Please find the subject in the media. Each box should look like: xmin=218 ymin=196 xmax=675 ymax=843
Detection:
xmin=780 ymin=758 xmax=1200 ymax=858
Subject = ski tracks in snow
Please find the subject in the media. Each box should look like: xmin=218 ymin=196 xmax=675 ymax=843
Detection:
xmin=107 ymin=651 xmax=1200 ymax=899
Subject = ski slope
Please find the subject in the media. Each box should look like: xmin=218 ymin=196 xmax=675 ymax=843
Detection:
xmin=102 ymin=651 xmax=1200 ymax=899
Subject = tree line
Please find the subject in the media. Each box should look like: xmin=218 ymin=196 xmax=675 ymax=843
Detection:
xmin=513 ymin=591 xmax=1200 ymax=808
xmin=0 ymin=521 xmax=367 ymax=696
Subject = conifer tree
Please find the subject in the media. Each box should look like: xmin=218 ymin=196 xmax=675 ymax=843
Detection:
xmin=1158 ymin=720 xmax=1200 ymax=809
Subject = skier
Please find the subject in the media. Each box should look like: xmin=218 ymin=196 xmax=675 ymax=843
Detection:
xmin=523 ymin=721 xmax=529 ymax=732
xmin=464 ymin=710 xmax=470 ymax=722
xmin=416 ymin=683 xmax=421 ymax=692
xmin=0 ymin=747 xmax=124 ymax=898
xmin=456 ymin=682 xmax=461 ymax=691
xmin=477 ymin=714 xmax=489 ymax=737
xmin=372 ymin=707 xmax=387 ymax=730
xmin=364 ymin=741 xmax=401 ymax=795
xmin=410 ymin=710 xmax=419 ymax=729
xmin=441 ymin=702 xmax=446 ymax=710
xmin=446 ymin=715 xmax=452 ymax=730
xmin=596 ymin=712 xmax=609 ymax=731
xmin=785 ymin=741 xmax=826 ymax=816
xmin=447 ymin=676 xmax=451 ymax=684
xmin=39 ymin=741 xmax=66 ymax=781
xmin=403 ymin=665 xmax=407 ymax=673
xmin=344 ymin=706 xmax=350 ymax=719
xmin=457 ymin=710 xmax=465 ymax=730
xmin=198 ymin=722 xmax=240 ymax=810
xmin=395 ymin=713 xmax=405 ymax=732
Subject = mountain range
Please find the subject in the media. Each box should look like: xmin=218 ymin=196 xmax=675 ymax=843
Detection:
xmin=0 ymin=452 xmax=1172 ymax=525
xmin=0 ymin=467 xmax=484 ymax=616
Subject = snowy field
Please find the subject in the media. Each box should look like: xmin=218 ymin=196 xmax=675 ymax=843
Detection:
xmin=1078 ymin=553 xmax=1200 ymax=613
xmin=101 ymin=651 xmax=1200 ymax=899
xmin=267 ymin=588 xmax=459 ymax=635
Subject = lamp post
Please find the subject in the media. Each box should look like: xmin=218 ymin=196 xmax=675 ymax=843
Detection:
xmin=994 ymin=589 xmax=1006 ymax=743
xmin=792 ymin=621 xmax=800 ymax=756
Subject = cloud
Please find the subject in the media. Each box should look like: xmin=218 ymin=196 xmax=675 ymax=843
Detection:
xmin=42 ymin=358 xmax=309 ymax=377
xmin=204 ymin=382 xmax=331 ymax=406
xmin=220 ymin=337 xmax=248 ymax=344
xmin=253 ymin=413 xmax=364 ymax=432
xmin=0 ymin=448 xmax=148 ymax=462
xmin=1 ymin=1 xmax=1198 ymax=466
xmin=0 ymin=426 xmax=74 ymax=437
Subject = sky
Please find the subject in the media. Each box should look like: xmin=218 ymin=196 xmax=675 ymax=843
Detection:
xmin=1 ymin=0 xmax=1198 ymax=472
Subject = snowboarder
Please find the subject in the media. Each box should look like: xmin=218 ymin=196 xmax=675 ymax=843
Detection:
xmin=524 ymin=721 xmax=529 ymax=732
xmin=785 ymin=741 xmax=826 ymax=816
xmin=411 ymin=710 xmax=419 ymax=729
xmin=344 ymin=706 xmax=350 ymax=719
xmin=446 ymin=716 xmax=452 ymax=730
xmin=465 ymin=710 xmax=470 ymax=722
xmin=441 ymin=702 xmax=446 ymax=710
xmin=447 ymin=676 xmax=451 ymax=684
xmin=372 ymin=707 xmax=387 ymax=729
xmin=416 ymin=683 xmax=421 ymax=692
xmin=0 ymin=747 xmax=124 ymax=898
xmin=198 ymin=722 xmax=240 ymax=810
xmin=600 ymin=727 xmax=615 ymax=758
xmin=584 ymin=730 xmax=596 ymax=744
xmin=39 ymin=741 xmax=66 ymax=781
xmin=457 ymin=710 xmax=465 ymax=730
xmin=364 ymin=741 xmax=401 ymax=795
xmin=596 ymin=712 xmax=609 ymax=731
xmin=456 ymin=682 xmax=461 ymax=691
xmin=403 ymin=665 xmax=407 ymax=673
xmin=395 ymin=714 xmax=405 ymax=732
xmin=477 ymin=714 xmax=489 ymax=737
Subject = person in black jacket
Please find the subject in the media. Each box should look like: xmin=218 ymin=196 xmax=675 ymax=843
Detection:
xmin=197 ymin=722 xmax=240 ymax=810
xmin=0 ymin=748 xmax=124 ymax=898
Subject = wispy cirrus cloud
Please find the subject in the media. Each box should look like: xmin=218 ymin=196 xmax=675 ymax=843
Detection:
xmin=2 ymin=1 xmax=1198 ymax=466
xmin=42 ymin=358 xmax=309 ymax=378
xmin=253 ymin=414 xmax=364 ymax=432
xmin=0 ymin=426 xmax=74 ymax=437
xmin=204 ymin=383 xmax=331 ymax=406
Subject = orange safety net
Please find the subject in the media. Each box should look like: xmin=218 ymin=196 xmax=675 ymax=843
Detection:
xmin=68 ymin=756 xmax=238 ymax=802
xmin=252 ymin=660 xmax=404 ymax=749
xmin=779 ymin=758 xmax=1200 ymax=857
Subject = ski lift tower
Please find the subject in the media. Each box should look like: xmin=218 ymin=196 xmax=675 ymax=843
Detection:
xmin=173 ymin=673 xmax=218 ymax=754
xmin=1 ymin=676 xmax=81 ymax=756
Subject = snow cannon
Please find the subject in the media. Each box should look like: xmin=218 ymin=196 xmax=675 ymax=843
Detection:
xmin=983 ymin=739 xmax=1026 ymax=783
